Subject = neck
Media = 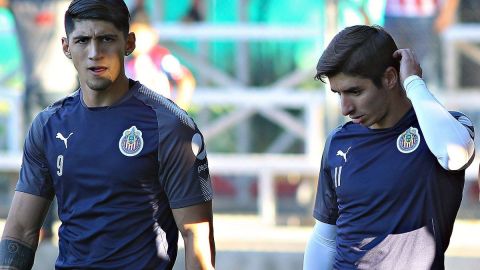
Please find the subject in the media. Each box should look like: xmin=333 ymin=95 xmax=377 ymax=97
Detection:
xmin=81 ymin=75 xmax=130 ymax=107
xmin=385 ymin=87 xmax=413 ymax=127
xmin=371 ymin=86 xmax=412 ymax=129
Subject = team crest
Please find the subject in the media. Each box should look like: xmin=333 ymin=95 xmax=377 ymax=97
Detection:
xmin=119 ymin=126 xmax=144 ymax=157
xmin=397 ymin=127 xmax=421 ymax=154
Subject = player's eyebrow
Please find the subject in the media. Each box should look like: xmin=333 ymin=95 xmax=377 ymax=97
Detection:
xmin=330 ymin=86 xmax=361 ymax=94
xmin=72 ymin=34 xmax=90 ymax=40
xmin=95 ymin=34 xmax=118 ymax=39
xmin=72 ymin=33 xmax=118 ymax=40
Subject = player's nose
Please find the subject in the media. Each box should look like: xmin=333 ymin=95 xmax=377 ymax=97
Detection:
xmin=88 ymin=41 xmax=102 ymax=60
xmin=340 ymin=95 xmax=354 ymax=116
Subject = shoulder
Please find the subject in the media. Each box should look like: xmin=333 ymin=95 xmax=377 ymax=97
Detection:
xmin=132 ymin=83 xmax=196 ymax=130
xmin=326 ymin=123 xmax=352 ymax=145
xmin=326 ymin=125 xmax=343 ymax=144
xmin=449 ymin=110 xmax=475 ymax=137
xmin=322 ymin=125 xmax=344 ymax=158
xmin=24 ymin=92 xmax=78 ymax=150
xmin=32 ymin=91 xmax=79 ymax=129
xmin=449 ymin=110 xmax=474 ymax=125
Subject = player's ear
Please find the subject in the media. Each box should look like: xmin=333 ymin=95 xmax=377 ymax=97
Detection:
xmin=382 ymin=66 xmax=398 ymax=90
xmin=62 ymin=37 xmax=72 ymax=59
xmin=125 ymin=32 xmax=136 ymax=56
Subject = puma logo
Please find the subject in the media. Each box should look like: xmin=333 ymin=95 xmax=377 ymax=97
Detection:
xmin=336 ymin=146 xmax=351 ymax=162
xmin=56 ymin=132 xmax=74 ymax=149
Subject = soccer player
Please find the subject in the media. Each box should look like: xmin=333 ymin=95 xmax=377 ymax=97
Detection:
xmin=125 ymin=5 xmax=196 ymax=111
xmin=303 ymin=25 xmax=475 ymax=270
xmin=0 ymin=0 xmax=215 ymax=269
xmin=383 ymin=0 xmax=460 ymax=89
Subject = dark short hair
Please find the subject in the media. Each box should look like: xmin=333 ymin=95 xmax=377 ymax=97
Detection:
xmin=315 ymin=25 xmax=399 ymax=87
xmin=65 ymin=0 xmax=131 ymax=38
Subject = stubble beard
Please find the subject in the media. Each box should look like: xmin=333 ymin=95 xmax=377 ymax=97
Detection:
xmin=86 ymin=78 xmax=113 ymax=92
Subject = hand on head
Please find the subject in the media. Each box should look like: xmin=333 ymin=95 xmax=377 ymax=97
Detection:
xmin=393 ymin=49 xmax=423 ymax=84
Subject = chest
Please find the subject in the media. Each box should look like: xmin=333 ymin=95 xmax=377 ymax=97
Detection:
xmin=43 ymin=106 xmax=160 ymax=190
xmin=328 ymin=126 xmax=435 ymax=203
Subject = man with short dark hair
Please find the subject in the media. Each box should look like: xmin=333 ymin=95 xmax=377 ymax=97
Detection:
xmin=0 ymin=0 xmax=215 ymax=269
xmin=303 ymin=25 xmax=475 ymax=269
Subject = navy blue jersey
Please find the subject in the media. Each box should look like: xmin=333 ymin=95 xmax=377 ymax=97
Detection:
xmin=314 ymin=109 xmax=475 ymax=269
xmin=16 ymin=80 xmax=213 ymax=269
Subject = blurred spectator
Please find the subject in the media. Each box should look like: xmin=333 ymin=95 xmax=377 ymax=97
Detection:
xmin=0 ymin=5 xmax=21 ymax=88
xmin=383 ymin=0 xmax=459 ymax=90
xmin=0 ymin=0 xmax=77 ymax=127
xmin=125 ymin=3 xmax=196 ymax=110
xmin=337 ymin=0 xmax=386 ymax=27
xmin=431 ymin=0 xmax=480 ymax=88
xmin=454 ymin=0 xmax=480 ymax=88
xmin=0 ymin=0 xmax=71 ymax=249
xmin=182 ymin=0 xmax=204 ymax=22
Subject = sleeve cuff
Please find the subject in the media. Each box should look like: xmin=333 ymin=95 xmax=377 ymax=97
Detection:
xmin=403 ymin=75 xmax=424 ymax=93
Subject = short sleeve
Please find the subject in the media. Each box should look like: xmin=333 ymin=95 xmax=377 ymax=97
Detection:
xmin=313 ymin=131 xmax=339 ymax=225
xmin=16 ymin=112 xmax=54 ymax=200
xmin=450 ymin=111 xmax=475 ymax=140
xmin=159 ymin=119 xmax=213 ymax=209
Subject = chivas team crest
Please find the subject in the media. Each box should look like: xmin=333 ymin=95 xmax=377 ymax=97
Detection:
xmin=397 ymin=127 xmax=421 ymax=154
xmin=119 ymin=126 xmax=144 ymax=157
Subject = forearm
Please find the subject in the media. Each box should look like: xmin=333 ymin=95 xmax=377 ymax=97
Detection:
xmin=2 ymin=214 xmax=42 ymax=249
xmin=0 ymin=192 xmax=51 ymax=269
xmin=182 ymin=222 xmax=215 ymax=270
xmin=405 ymin=75 xmax=475 ymax=170
xmin=439 ymin=0 xmax=460 ymax=20
xmin=1 ymin=215 xmax=39 ymax=269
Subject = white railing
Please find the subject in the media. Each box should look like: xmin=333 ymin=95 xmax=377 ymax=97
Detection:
xmin=153 ymin=23 xmax=323 ymax=41
xmin=0 ymin=89 xmax=22 ymax=154
xmin=442 ymin=23 xmax=480 ymax=92
xmin=0 ymin=89 xmax=479 ymax=224
xmin=191 ymin=89 xmax=325 ymax=224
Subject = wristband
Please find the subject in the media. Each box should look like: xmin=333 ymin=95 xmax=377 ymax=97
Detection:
xmin=0 ymin=239 xmax=35 ymax=270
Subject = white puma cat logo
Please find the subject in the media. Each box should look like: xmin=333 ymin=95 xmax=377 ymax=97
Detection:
xmin=56 ymin=132 xmax=74 ymax=149
xmin=336 ymin=146 xmax=351 ymax=162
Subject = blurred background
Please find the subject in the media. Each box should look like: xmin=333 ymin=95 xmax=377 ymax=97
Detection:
xmin=0 ymin=0 xmax=479 ymax=269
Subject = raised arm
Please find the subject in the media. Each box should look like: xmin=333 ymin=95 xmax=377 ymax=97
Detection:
xmin=394 ymin=49 xmax=475 ymax=170
xmin=0 ymin=191 xmax=51 ymax=269
xmin=172 ymin=201 xmax=215 ymax=270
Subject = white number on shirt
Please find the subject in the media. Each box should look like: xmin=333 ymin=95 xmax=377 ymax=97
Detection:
xmin=57 ymin=155 xmax=64 ymax=176
xmin=334 ymin=166 xmax=342 ymax=188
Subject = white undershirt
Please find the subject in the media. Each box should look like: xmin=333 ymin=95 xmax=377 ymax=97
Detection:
xmin=303 ymin=221 xmax=336 ymax=270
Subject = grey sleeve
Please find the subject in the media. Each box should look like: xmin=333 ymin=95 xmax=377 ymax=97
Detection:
xmin=303 ymin=221 xmax=337 ymax=270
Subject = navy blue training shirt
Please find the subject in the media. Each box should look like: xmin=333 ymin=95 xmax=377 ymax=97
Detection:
xmin=16 ymin=80 xmax=213 ymax=269
xmin=314 ymin=109 xmax=475 ymax=269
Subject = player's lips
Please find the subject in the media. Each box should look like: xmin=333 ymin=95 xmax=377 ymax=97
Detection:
xmin=350 ymin=115 xmax=364 ymax=124
xmin=88 ymin=66 xmax=108 ymax=75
